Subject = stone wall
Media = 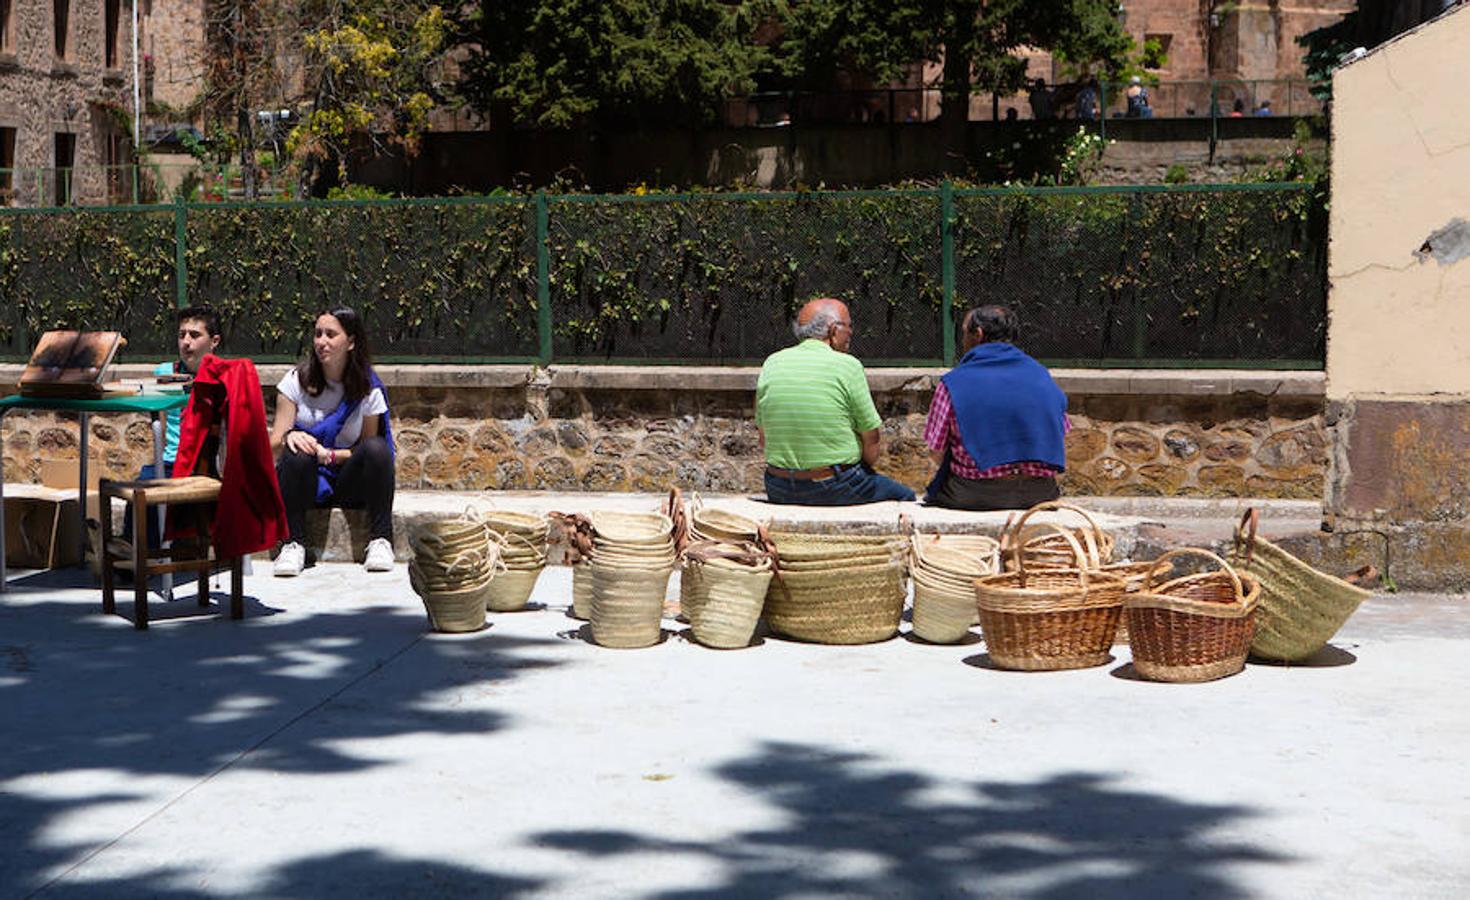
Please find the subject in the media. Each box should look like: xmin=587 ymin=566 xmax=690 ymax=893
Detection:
xmin=0 ymin=365 xmax=1326 ymax=502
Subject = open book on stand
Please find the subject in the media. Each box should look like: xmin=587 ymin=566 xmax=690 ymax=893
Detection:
xmin=18 ymin=331 xmax=128 ymax=399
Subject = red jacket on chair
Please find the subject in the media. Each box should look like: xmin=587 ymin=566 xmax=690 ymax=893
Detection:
xmin=171 ymin=354 xmax=288 ymax=557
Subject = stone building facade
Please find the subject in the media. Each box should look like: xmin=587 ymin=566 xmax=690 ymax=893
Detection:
xmin=0 ymin=0 xmax=206 ymax=206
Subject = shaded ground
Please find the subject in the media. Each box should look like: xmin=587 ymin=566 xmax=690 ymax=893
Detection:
xmin=1 ymin=566 xmax=1466 ymax=898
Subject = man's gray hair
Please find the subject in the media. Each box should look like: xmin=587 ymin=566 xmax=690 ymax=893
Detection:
xmin=793 ymin=309 xmax=841 ymax=340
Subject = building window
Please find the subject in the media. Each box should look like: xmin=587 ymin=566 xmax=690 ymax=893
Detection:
xmin=1143 ymin=33 xmax=1172 ymax=70
xmin=54 ymin=132 xmax=75 ymax=205
xmin=1 ymin=0 xmax=15 ymax=55
xmin=53 ymin=0 xmax=70 ymax=59
xmin=105 ymin=0 xmax=121 ymax=68
xmin=0 ymin=127 xmax=16 ymax=204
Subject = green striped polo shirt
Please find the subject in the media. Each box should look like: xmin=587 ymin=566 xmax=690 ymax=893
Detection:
xmin=755 ymin=339 xmax=882 ymax=469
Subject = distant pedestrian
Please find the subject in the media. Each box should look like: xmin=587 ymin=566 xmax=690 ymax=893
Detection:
xmin=1004 ymin=107 xmax=1018 ymax=122
xmin=1076 ymin=79 xmax=1100 ymax=121
xmin=1028 ymin=79 xmax=1055 ymax=120
xmin=1255 ymin=99 xmax=1274 ymax=116
xmin=1230 ymin=98 xmax=1246 ymax=118
xmin=1125 ymin=77 xmax=1153 ymax=118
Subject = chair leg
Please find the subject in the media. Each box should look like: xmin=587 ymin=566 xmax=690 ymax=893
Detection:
xmin=100 ymin=493 xmax=116 ymax=615
xmin=229 ymin=557 xmax=244 ymax=620
xmin=132 ymin=493 xmax=149 ymax=630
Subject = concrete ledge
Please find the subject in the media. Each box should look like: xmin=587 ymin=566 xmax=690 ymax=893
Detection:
xmin=303 ymin=490 xmax=1327 ymax=569
xmin=0 ymin=364 xmax=1323 ymax=398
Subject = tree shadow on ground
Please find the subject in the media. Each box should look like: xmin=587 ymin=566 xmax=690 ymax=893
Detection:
xmin=0 ymin=582 xmax=564 ymax=896
xmin=538 ymin=740 xmax=1290 ymax=899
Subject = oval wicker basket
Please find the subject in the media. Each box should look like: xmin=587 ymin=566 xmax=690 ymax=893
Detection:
xmin=1125 ymin=548 xmax=1261 ymax=683
xmin=909 ymin=534 xmax=991 ymax=644
xmin=1229 ymin=509 xmax=1370 ymax=662
xmin=689 ymin=499 xmax=762 ymax=543
xmin=975 ymin=523 xmax=1126 ymax=670
xmin=763 ymin=560 xmax=906 ymax=645
xmin=588 ymin=511 xmax=674 ymax=544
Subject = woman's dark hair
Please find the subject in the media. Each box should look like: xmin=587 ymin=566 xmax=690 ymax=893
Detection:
xmin=300 ymin=306 xmax=374 ymax=402
xmin=962 ymin=305 xmax=1020 ymax=344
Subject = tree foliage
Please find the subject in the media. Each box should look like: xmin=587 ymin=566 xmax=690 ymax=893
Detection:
xmin=455 ymin=1 xmax=773 ymax=128
xmin=1299 ymin=0 xmax=1452 ymax=100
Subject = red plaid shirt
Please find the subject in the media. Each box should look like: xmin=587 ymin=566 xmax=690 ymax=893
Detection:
xmin=923 ymin=381 xmax=1069 ymax=480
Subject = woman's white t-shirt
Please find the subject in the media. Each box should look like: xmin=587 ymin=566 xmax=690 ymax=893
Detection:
xmin=277 ymin=369 xmax=388 ymax=449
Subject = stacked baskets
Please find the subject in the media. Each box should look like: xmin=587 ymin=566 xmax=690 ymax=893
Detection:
xmin=1125 ymin=548 xmax=1260 ymax=683
xmin=408 ymin=515 xmax=497 ymax=633
xmin=908 ymin=532 xmax=998 ymax=644
xmin=975 ymin=512 xmax=1127 ymax=670
xmin=483 ymin=510 xmax=550 ymax=612
xmin=763 ymin=531 xmax=907 ymax=644
xmin=586 ymin=511 xmax=678 ymax=649
xmin=1229 ymin=509 xmax=1370 ymax=663
xmin=679 ymin=499 xmax=773 ymax=649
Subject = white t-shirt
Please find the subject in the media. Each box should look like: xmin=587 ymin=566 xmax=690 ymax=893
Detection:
xmin=277 ymin=369 xmax=388 ymax=449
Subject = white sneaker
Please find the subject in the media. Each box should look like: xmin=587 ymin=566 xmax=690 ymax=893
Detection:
xmin=274 ymin=541 xmax=305 ymax=577
xmin=364 ymin=538 xmax=395 ymax=572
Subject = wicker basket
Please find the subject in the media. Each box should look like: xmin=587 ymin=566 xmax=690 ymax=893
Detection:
xmin=1125 ymin=548 xmax=1261 ymax=683
xmin=763 ymin=558 xmax=906 ymax=645
xmin=685 ymin=544 xmax=774 ymax=649
xmin=410 ymin=563 xmax=488 ymax=633
xmin=589 ymin=561 xmax=674 ymax=649
xmin=909 ymin=536 xmax=991 ymax=644
xmin=1228 ymin=509 xmax=1371 ymax=662
xmin=1001 ymin=502 xmax=1116 ymax=571
xmin=571 ymin=562 xmax=592 ymax=620
xmin=689 ymin=496 xmax=762 ymax=543
xmin=975 ymin=522 xmax=1126 ymax=670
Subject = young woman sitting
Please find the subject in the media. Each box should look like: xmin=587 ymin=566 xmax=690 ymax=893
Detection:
xmin=270 ymin=306 xmax=396 ymax=576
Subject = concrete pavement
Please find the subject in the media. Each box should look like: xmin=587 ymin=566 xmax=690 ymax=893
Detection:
xmin=1 ymin=562 xmax=1467 ymax=898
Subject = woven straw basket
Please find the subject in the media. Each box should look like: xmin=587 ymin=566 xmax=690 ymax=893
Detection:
xmin=684 ymin=543 xmax=774 ymax=649
xmin=689 ymin=496 xmax=762 ymax=543
xmin=410 ymin=565 xmax=488 ymax=633
xmin=483 ymin=527 xmax=549 ymax=612
xmin=909 ymin=537 xmax=992 ymax=644
xmin=1125 ymin=548 xmax=1261 ymax=683
xmin=975 ymin=519 xmax=1126 ymax=670
xmin=1229 ymin=509 xmax=1370 ymax=662
xmin=589 ymin=562 xmax=673 ymax=648
xmin=764 ymin=562 xmax=907 ymax=644
xmin=571 ymin=562 xmax=593 ymax=620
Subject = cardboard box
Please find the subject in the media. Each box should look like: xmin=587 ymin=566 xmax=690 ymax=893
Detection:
xmin=40 ymin=458 xmax=102 ymax=520
xmin=3 ymin=485 xmax=82 ymax=569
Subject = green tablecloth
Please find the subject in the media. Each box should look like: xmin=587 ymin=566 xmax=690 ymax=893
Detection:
xmin=0 ymin=392 xmax=189 ymax=414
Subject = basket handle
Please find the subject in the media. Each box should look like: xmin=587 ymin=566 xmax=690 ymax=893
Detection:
xmin=1006 ymin=501 xmax=1106 ymax=569
xmin=1011 ymin=522 xmax=1090 ymax=590
xmin=1234 ymin=508 xmax=1260 ymax=566
xmin=1142 ymin=547 xmax=1244 ymax=601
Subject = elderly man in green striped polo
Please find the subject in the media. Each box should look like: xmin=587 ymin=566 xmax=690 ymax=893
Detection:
xmin=755 ymin=297 xmax=917 ymax=505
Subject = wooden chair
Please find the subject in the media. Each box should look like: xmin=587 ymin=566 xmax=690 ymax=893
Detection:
xmin=99 ymin=421 xmax=243 ymax=630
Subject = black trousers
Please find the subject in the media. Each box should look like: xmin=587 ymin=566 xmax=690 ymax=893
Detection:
xmin=277 ymin=436 xmax=395 ymax=542
xmin=926 ymin=473 xmax=1061 ymax=512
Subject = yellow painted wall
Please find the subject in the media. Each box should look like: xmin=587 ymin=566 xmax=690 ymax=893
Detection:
xmin=1326 ymin=7 xmax=1470 ymax=399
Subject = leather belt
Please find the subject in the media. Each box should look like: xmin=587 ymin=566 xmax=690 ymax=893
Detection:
xmin=765 ymin=463 xmax=852 ymax=481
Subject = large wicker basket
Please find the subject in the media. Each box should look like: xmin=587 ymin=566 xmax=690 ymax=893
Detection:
xmin=762 ymin=531 xmax=906 ymax=644
xmin=1125 ymin=548 xmax=1261 ymax=683
xmin=1229 ymin=509 xmax=1371 ymax=662
xmin=975 ymin=521 xmax=1126 ymax=671
xmin=1001 ymin=501 xmax=1117 ymax=572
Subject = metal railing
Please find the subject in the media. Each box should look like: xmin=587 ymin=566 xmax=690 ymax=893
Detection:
xmin=0 ymin=184 xmax=1325 ymax=368
xmin=726 ymin=79 xmax=1320 ymax=127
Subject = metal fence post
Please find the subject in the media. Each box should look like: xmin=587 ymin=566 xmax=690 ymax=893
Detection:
xmin=173 ymin=195 xmax=187 ymax=308
xmin=535 ymin=191 xmax=552 ymax=365
xmin=940 ymin=180 xmax=956 ymax=366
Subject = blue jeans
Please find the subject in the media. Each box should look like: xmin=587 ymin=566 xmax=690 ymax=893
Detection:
xmin=765 ymin=463 xmax=916 ymax=506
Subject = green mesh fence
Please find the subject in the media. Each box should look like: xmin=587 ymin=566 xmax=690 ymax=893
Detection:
xmin=0 ymin=185 xmax=1325 ymax=367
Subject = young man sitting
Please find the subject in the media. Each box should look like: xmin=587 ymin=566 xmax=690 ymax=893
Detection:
xmin=126 ymin=306 xmax=222 ymax=548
